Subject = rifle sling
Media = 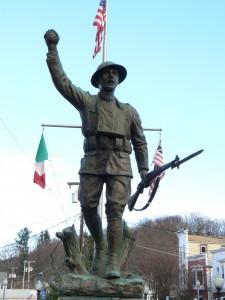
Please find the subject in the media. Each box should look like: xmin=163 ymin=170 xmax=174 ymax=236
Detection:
xmin=134 ymin=177 xmax=161 ymax=211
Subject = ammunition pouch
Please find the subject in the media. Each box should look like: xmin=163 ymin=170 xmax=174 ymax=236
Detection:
xmin=83 ymin=136 xmax=132 ymax=154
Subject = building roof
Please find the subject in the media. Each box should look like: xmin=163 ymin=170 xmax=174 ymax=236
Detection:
xmin=188 ymin=234 xmax=225 ymax=244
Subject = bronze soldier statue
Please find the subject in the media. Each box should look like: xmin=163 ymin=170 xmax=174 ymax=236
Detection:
xmin=44 ymin=29 xmax=149 ymax=279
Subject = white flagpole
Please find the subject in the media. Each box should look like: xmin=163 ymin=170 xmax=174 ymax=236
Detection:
xmin=41 ymin=124 xmax=162 ymax=132
xmin=102 ymin=0 xmax=108 ymax=62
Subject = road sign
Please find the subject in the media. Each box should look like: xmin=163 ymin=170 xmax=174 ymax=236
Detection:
xmin=41 ymin=291 xmax=46 ymax=299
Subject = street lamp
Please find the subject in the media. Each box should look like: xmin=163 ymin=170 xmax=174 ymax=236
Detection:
xmin=214 ymin=275 xmax=224 ymax=300
xmin=143 ymin=283 xmax=149 ymax=300
xmin=196 ymin=279 xmax=200 ymax=300
xmin=3 ymin=279 xmax=8 ymax=300
xmin=35 ymin=280 xmax=43 ymax=300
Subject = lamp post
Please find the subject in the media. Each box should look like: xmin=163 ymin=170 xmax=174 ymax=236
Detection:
xmin=143 ymin=283 xmax=149 ymax=300
xmin=35 ymin=280 xmax=43 ymax=300
xmin=214 ymin=276 xmax=224 ymax=300
xmin=2 ymin=279 xmax=8 ymax=300
xmin=196 ymin=279 xmax=200 ymax=300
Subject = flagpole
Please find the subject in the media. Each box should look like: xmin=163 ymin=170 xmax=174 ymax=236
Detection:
xmin=41 ymin=123 xmax=162 ymax=132
xmin=102 ymin=0 xmax=108 ymax=62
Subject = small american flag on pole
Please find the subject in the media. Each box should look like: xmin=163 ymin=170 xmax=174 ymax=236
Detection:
xmin=149 ymin=139 xmax=165 ymax=196
xmin=93 ymin=0 xmax=106 ymax=59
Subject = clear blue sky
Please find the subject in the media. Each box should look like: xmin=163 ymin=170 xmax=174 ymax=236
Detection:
xmin=0 ymin=0 xmax=225 ymax=248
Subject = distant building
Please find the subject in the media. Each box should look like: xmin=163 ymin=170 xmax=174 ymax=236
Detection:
xmin=212 ymin=248 xmax=225 ymax=280
xmin=0 ymin=272 xmax=8 ymax=289
xmin=177 ymin=228 xmax=225 ymax=300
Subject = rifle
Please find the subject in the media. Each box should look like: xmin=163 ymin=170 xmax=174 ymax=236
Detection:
xmin=128 ymin=149 xmax=204 ymax=212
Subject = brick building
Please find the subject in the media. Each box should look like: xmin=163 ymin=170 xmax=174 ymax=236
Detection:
xmin=177 ymin=229 xmax=225 ymax=300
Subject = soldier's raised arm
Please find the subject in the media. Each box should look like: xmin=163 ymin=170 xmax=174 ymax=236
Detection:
xmin=44 ymin=29 xmax=87 ymax=111
xmin=44 ymin=29 xmax=60 ymax=52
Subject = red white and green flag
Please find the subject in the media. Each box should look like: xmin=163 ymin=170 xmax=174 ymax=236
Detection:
xmin=33 ymin=133 xmax=48 ymax=189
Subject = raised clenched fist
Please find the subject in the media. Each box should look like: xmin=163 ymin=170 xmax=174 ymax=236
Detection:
xmin=44 ymin=29 xmax=60 ymax=48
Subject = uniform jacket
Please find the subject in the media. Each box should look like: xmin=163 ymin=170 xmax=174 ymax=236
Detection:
xmin=46 ymin=51 xmax=149 ymax=177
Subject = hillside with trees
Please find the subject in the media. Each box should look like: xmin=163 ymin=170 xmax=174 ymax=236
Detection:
xmin=0 ymin=213 xmax=225 ymax=299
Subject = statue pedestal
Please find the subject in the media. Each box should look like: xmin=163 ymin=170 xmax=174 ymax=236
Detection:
xmin=53 ymin=225 xmax=142 ymax=299
xmin=53 ymin=273 xmax=143 ymax=299
xmin=59 ymin=297 xmax=142 ymax=300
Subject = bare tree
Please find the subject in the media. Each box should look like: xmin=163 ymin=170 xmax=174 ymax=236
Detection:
xmin=185 ymin=212 xmax=225 ymax=236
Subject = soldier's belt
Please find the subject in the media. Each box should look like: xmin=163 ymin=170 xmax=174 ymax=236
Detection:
xmin=84 ymin=135 xmax=132 ymax=154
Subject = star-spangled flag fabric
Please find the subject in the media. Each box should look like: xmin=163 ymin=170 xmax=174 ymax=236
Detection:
xmin=93 ymin=0 xmax=106 ymax=58
xmin=33 ymin=133 xmax=48 ymax=189
xmin=149 ymin=139 xmax=165 ymax=196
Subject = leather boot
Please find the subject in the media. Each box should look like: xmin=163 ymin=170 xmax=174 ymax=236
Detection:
xmin=106 ymin=217 xmax=122 ymax=279
xmin=84 ymin=213 xmax=106 ymax=276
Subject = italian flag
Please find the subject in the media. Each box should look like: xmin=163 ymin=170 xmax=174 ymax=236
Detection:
xmin=33 ymin=133 xmax=48 ymax=189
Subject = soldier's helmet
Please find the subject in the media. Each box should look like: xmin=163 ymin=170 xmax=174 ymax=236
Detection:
xmin=91 ymin=61 xmax=127 ymax=88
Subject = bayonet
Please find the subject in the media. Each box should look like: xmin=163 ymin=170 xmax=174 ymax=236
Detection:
xmin=128 ymin=149 xmax=204 ymax=211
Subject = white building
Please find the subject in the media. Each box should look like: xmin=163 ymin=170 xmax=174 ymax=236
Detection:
xmin=211 ymin=247 xmax=225 ymax=281
xmin=177 ymin=228 xmax=225 ymax=300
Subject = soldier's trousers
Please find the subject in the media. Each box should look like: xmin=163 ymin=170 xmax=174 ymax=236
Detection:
xmin=79 ymin=174 xmax=131 ymax=219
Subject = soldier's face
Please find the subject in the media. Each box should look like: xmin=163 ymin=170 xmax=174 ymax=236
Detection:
xmin=98 ymin=68 xmax=119 ymax=91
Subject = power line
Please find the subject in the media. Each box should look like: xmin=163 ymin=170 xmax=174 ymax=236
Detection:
xmin=136 ymin=244 xmax=179 ymax=257
xmin=127 ymin=221 xmax=179 ymax=233
xmin=43 ymin=131 xmax=67 ymax=224
xmin=0 ymin=118 xmax=69 ymax=228
xmin=0 ymin=214 xmax=80 ymax=250
xmin=0 ymin=117 xmax=32 ymax=165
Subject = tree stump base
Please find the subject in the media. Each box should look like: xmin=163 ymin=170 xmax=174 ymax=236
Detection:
xmin=52 ymin=272 xmax=143 ymax=298
xmin=52 ymin=224 xmax=143 ymax=298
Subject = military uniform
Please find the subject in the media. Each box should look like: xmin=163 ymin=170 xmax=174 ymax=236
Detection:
xmin=46 ymin=51 xmax=148 ymax=198
xmin=46 ymin=50 xmax=149 ymax=278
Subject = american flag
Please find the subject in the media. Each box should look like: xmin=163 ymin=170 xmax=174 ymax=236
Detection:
xmin=149 ymin=139 xmax=165 ymax=196
xmin=93 ymin=0 xmax=106 ymax=58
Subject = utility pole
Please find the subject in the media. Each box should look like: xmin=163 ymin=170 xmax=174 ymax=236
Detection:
xmin=8 ymin=267 xmax=18 ymax=289
xmin=67 ymin=182 xmax=84 ymax=252
xmin=27 ymin=261 xmax=35 ymax=290
xmin=22 ymin=260 xmax=27 ymax=289
xmin=22 ymin=260 xmax=35 ymax=289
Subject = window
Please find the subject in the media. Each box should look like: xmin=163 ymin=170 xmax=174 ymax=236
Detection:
xmin=192 ymin=267 xmax=204 ymax=286
xmin=200 ymin=245 xmax=206 ymax=253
